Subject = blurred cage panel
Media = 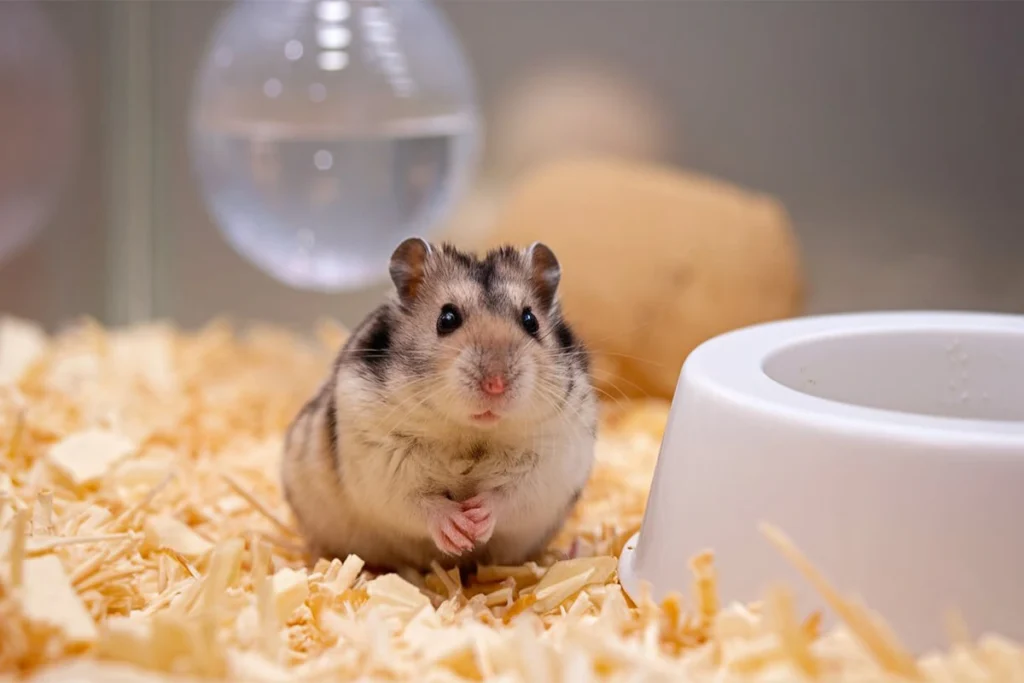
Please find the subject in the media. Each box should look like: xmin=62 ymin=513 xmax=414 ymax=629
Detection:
xmin=0 ymin=0 xmax=1021 ymax=331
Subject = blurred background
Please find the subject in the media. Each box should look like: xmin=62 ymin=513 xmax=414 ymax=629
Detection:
xmin=1 ymin=0 xmax=1022 ymax=334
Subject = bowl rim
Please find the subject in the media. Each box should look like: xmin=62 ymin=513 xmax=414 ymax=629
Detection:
xmin=682 ymin=310 xmax=1024 ymax=445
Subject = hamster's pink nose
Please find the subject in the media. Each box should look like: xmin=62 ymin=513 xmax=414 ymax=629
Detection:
xmin=481 ymin=375 xmax=507 ymax=396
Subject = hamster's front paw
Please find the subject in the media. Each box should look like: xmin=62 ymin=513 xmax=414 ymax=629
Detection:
xmin=425 ymin=497 xmax=478 ymax=556
xmin=461 ymin=492 xmax=496 ymax=544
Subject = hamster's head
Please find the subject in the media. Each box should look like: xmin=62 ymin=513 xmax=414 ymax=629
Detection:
xmin=385 ymin=237 xmax=586 ymax=429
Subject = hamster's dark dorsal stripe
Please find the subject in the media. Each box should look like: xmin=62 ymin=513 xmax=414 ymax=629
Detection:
xmin=553 ymin=319 xmax=579 ymax=352
xmin=439 ymin=244 xmax=513 ymax=281
xmin=439 ymin=242 xmax=473 ymax=270
xmin=554 ymin=318 xmax=589 ymax=373
xmin=475 ymin=257 xmax=498 ymax=293
xmin=324 ymin=388 xmax=339 ymax=472
xmin=483 ymin=245 xmax=519 ymax=272
xmin=351 ymin=307 xmax=392 ymax=382
xmin=470 ymin=246 xmax=520 ymax=310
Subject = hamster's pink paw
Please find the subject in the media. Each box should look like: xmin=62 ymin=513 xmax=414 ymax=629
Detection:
xmin=426 ymin=501 xmax=477 ymax=556
xmin=461 ymin=493 xmax=496 ymax=544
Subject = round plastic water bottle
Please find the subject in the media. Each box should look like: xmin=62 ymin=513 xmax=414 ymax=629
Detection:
xmin=190 ymin=0 xmax=481 ymax=291
xmin=0 ymin=2 xmax=77 ymax=266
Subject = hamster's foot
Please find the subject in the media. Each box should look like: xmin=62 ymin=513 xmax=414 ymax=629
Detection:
xmin=425 ymin=497 xmax=478 ymax=556
xmin=461 ymin=493 xmax=496 ymax=544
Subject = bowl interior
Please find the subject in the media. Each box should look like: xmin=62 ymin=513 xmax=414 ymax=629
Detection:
xmin=762 ymin=326 xmax=1024 ymax=422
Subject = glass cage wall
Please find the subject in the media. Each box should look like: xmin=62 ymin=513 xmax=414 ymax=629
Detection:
xmin=0 ymin=0 xmax=1021 ymax=333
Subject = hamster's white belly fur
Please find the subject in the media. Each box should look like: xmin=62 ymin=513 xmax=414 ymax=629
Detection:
xmin=282 ymin=384 xmax=594 ymax=569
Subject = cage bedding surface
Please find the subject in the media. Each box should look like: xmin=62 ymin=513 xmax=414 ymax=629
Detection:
xmin=0 ymin=317 xmax=1021 ymax=682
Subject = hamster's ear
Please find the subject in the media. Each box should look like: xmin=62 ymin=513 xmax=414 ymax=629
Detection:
xmin=526 ymin=241 xmax=561 ymax=310
xmin=389 ymin=237 xmax=432 ymax=303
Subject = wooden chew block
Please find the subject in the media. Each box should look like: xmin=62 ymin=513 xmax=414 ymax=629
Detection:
xmin=486 ymin=157 xmax=806 ymax=400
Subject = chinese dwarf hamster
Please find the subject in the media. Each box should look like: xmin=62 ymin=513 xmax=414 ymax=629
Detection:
xmin=281 ymin=238 xmax=597 ymax=571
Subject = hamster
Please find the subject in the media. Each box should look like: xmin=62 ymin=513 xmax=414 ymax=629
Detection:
xmin=280 ymin=238 xmax=597 ymax=572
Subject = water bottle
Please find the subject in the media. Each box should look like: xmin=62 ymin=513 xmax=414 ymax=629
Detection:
xmin=189 ymin=0 xmax=481 ymax=292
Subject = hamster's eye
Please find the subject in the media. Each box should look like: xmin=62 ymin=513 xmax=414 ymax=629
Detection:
xmin=521 ymin=307 xmax=540 ymax=337
xmin=437 ymin=304 xmax=463 ymax=336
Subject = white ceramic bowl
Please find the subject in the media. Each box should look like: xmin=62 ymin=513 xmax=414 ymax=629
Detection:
xmin=618 ymin=311 xmax=1024 ymax=653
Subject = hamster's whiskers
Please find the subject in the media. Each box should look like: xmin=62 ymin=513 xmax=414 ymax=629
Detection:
xmin=530 ymin=379 xmax=574 ymax=425
xmin=370 ymin=374 xmax=444 ymax=436
xmin=380 ymin=385 xmax=448 ymax=439
xmin=588 ymin=369 xmax=653 ymax=403
xmin=559 ymin=347 xmax=667 ymax=369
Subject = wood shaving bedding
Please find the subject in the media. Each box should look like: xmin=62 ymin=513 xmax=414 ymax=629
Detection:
xmin=0 ymin=315 xmax=1020 ymax=682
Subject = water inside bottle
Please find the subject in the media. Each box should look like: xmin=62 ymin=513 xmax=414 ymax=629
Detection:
xmin=193 ymin=113 xmax=475 ymax=291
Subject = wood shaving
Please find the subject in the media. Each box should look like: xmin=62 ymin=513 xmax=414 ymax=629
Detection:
xmin=0 ymin=318 xmax=1020 ymax=681
xmin=0 ymin=317 xmax=47 ymax=385
xmin=143 ymin=516 xmax=212 ymax=560
xmin=270 ymin=568 xmax=309 ymax=623
xmin=46 ymin=429 xmax=137 ymax=488
xmin=9 ymin=553 xmax=98 ymax=646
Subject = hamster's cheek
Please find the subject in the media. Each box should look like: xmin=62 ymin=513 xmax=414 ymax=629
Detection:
xmin=430 ymin=345 xmax=466 ymax=389
xmin=534 ymin=355 xmax=574 ymax=417
xmin=511 ymin=362 xmax=543 ymax=416
xmin=439 ymin=362 xmax=477 ymax=414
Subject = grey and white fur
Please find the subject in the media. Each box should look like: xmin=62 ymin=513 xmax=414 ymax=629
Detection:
xmin=280 ymin=238 xmax=597 ymax=571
